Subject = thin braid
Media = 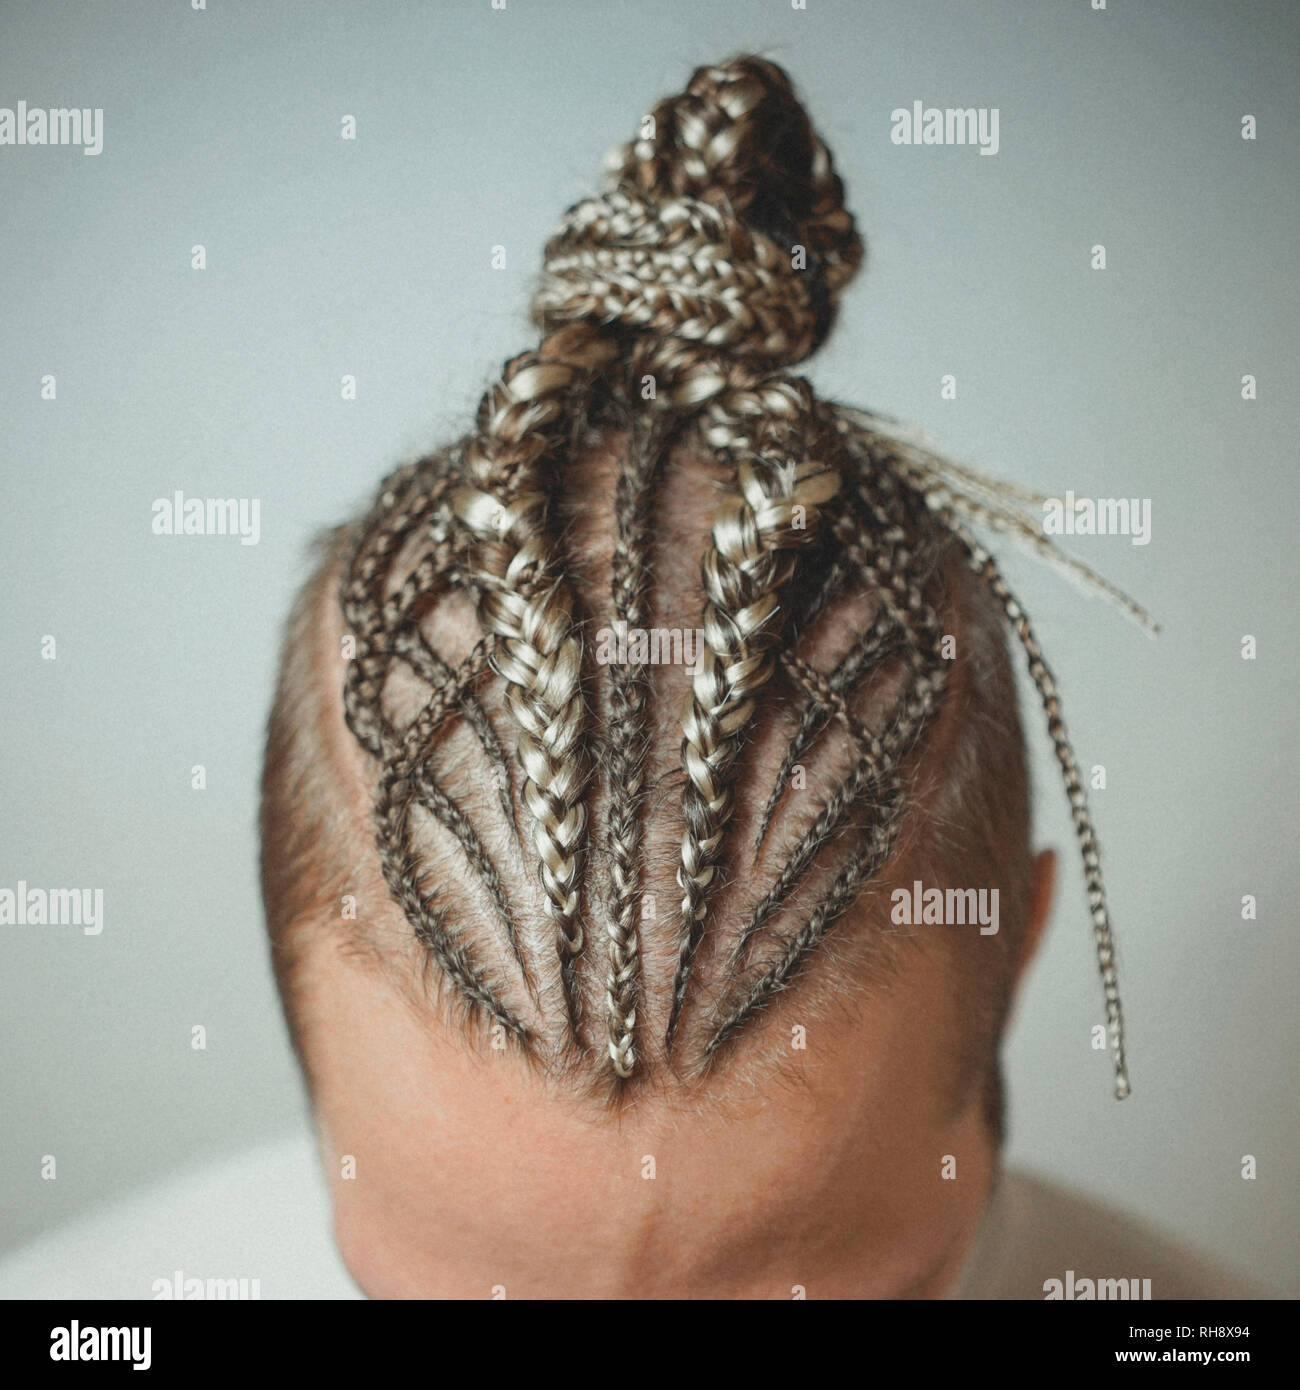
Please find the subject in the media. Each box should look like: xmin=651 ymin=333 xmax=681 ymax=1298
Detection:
xmin=955 ymin=527 xmax=1132 ymax=1100
xmin=752 ymin=606 xmax=900 ymax=851
xmin=410 ymin=760 xmax=529 ymax=985
xmin=341 ymin=457 xmax=454 ymax=757
xmin=707 ymin=480 xmax=950 ymax=1052
xmin=602 ymin=405 xmax=672 ymax=1077
xmin=782 ymin=533 xmax=850 ymax=647
xmin=704 ymin=779 xmax=906 ymax=1062
xmin=371 ymin=641 xmax=528 ymax=1039
xmin=338 ymin=453 xmax=538 ymax=1025
xmin=376 ymin=495 xmax=518 ymax=830
xmin=393 ymin=626 xmax=518 ymax=842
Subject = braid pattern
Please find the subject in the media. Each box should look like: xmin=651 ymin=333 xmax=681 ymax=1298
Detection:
xmin=331 ymin=55 xmax=1135 ymax=1098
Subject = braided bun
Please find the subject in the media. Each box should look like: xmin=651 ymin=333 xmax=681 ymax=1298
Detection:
xmin=534 ymin=55 xmax=863 ymax=367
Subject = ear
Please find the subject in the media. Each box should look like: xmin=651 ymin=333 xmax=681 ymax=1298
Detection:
xmin=1011 ymin=848 xmax=1056 ymax=991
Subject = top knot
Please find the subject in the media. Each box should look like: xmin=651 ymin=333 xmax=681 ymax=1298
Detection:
xmin=532 ymin=55 xmax=864 ymax=370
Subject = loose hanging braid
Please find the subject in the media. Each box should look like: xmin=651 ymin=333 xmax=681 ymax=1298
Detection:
xmin=337 ymin=54 xmax=1140 ymax=1099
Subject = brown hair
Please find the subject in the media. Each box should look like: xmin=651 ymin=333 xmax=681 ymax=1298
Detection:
xmin=261 ymin=55 xmax=1135 ymax=1109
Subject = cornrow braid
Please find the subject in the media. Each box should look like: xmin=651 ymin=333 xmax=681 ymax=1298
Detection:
xmin=371 ymin=638 xmax=528 ymax=1040
xmin=668 ymin=399 xmax=842 ymax=1048
xmin=752 ymin=605 xmax=901 ymax=852
xmin=452 ymin=322 xmax=620 ymax=1035
xmin=602 ymin=402 xmax=675 ymax=1076
xmin=340 ymin=455 xmax=453 ymax=758
xmin=327 ymin=53 xmax=1141 ymax=1101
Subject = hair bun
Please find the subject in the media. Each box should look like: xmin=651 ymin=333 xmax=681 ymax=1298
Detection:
xmin=532 ymin=55 xmax=863 ymax=369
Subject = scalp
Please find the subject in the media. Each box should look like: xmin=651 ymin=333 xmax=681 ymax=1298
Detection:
xmin=262 ymin=420 xmax=1033 ymax=1111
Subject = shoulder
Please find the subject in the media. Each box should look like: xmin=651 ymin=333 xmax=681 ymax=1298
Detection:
xmin=950 ymin=1167 xmax=1269 ymax=1300
xmin=0 ymin=1131 xmax=360 ymax=1300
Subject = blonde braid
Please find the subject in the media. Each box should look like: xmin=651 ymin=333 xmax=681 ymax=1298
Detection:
xmin=453 ymin=322 xmax=619 ymax=1033
xmin=667 ymin=393 xmax=841 ymax=1046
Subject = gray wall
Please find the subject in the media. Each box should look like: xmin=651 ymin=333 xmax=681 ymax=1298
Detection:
xmin=2 ymin=0 xmax=1296 ymax=1295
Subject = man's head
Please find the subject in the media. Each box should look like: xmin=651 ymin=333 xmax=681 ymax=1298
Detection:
xmin=258 ymin=54 xmax=1101 ymax=1297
